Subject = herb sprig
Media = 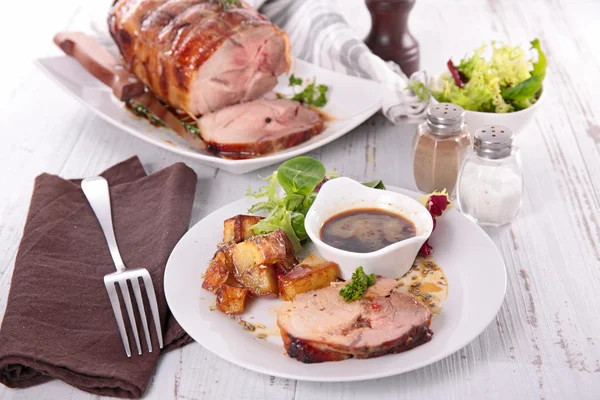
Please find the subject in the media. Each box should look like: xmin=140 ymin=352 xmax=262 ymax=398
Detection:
xmin=211 ymin=0 xmax=241 ymax=9
xmin=129 ymin=101 xmax=166 ymax=127
xmin=128 ymin=101 xmax=201 ymax=138
xmin=280 ymin=74 xmax=329 ymax=108
xmin=180 ymin=115 xmax=201 ymax=138
xmin=339 ymin=267 xmax=376 ymax=302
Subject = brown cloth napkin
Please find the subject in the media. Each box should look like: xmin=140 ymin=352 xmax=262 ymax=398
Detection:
xmin=0 ymin=156 xmax=197 ymax=398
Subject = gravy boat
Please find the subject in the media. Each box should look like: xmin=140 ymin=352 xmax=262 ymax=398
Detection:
xmin=305 ymin=178 xmax=433 ymax=279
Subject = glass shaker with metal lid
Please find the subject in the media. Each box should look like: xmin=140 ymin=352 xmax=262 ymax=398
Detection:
xmin=412 ymin=103 xmax=471 ymax=194
xmin=456 ymin=125 xmax=523 ymax=227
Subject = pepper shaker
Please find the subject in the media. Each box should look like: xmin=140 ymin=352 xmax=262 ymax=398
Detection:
xmin=456 ymin=126 xmax=523 ymax=227
xmin=364 ymin=0 xmax=419 ymax=76
xmin=412 ymin=103 xmax=472 ymax=195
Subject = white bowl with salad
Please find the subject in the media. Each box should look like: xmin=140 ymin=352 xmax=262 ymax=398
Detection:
xmin=419 ymin=39 xmax=547 ymax=135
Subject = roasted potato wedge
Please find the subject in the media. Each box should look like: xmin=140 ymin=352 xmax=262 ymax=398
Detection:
xmin=223 ymin=215 xmax=263 ymax=243
xmin=202 ymin=249 xmax=232 ymax=294
xmin=278 ymin=255 xmax=340 ymax=301
xmin=235 ymin=264 xmax=279 ymax=297
xmin=231 ymin=229 xmax=293 ymax=275
xmin=299 ymin=254 xmax=335 ymax=268
xmin=230 ymin=229 xmax=296 ymax=296
xmin=216 ymin=284 xmax=249 ymax=314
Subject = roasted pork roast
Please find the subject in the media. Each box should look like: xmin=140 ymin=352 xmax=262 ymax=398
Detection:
xmin=277 ymin=278 xmax=433 ymax=363
xmin=198 ymin=99 xmax=325 ymax=158
xmin=109 ymin=0 xmax=291 ymax=116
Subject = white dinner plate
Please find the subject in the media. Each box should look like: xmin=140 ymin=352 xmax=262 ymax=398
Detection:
xmin=164 ymin=187 xmax=507 ymax=382
xmin=36 ymin=56 xmax=383 ymax=174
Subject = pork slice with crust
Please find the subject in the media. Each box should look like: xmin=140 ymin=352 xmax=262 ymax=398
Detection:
xmin=198 ymin=99 xmax=325 ymax=159
xmin=277 ymin=278 xmax=433 ymax=363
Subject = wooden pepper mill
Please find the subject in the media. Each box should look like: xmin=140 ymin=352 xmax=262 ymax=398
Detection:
xmin=365 ymin=0 xmax=419 ymax=76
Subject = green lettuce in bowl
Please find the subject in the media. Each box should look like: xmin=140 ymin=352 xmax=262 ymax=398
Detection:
xmin=430 ymin=39 xmax=547 ymax=113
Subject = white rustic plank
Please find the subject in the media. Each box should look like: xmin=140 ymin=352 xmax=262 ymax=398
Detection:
xmin=1 ymin=0 xmax=600 ymax=399
xmin=0 ymin=1 xmax=83 ymax=111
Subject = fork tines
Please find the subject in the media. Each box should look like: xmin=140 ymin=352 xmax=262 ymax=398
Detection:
xmin=104 ymin=268 xmax=163 ymax=357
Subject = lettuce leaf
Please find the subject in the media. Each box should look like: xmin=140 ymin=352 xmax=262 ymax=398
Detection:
xmin=247 ymin=157 xmax=325 ymax=251
xmin=501 ymin=75 xmax=542 ymax=101
xmin=530 ymin=38 xmax=547 ymax=80
xmin=252 ymin=207 xmax=302 ymax=251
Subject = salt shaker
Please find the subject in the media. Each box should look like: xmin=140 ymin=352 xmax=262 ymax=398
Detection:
xmin=412 ymin=103 xmax=471 ymax=195
xmin=456 ymin=125 xmax=523 ymax=227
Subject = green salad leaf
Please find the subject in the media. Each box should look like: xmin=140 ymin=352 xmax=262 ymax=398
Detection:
xmin=405 ymin=80 xmax=429 ymax=103
xmin=248 ymin=157 xmax=325 ymax=251
xmin=501 ymin=74 xmax=542 ymax=101
xmin=277 ymin=156 xmax=326 ymax=195
xmin=431 ymin=38 xmax=547 ymax=113
xmin=530 ymin=38 xmax=547 ymax=80
xmin=253 ymin=207 xmax=302 ymax=251
xmin=362 ymin=180 xmax=387 ymax=190
xmin=501 ymin=39 xmax=547 ymax=105
xmin=339 ymin=267 xmax=376 ymax=302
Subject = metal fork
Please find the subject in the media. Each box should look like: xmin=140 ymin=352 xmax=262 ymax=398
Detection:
xmin=81 ymin=176 xmax=163 ymax=357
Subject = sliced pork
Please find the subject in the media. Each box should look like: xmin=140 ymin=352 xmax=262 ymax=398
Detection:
xmin=277 ymin=278 xmax=433 ymax=363
xmin=198 ymin=99 xmax=325 ymax=159
xmin=109 ymin=0 xmax=290 ymax=116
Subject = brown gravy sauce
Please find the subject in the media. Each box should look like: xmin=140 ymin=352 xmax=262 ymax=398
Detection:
xmin=320 ymin=208 xmax=416 ymax=253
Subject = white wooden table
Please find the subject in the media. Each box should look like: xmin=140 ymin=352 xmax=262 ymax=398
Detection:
xmin=2 ymin=0 xmax=600 ymax=399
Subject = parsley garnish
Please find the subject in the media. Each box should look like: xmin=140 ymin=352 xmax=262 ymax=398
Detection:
xmin=289 ymin=74 xmax=303 ymax=86
xmin=339 ymin=267 xmax=376 ymax=302
xmin=282 ymin=74 xmax=329 ymax=108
